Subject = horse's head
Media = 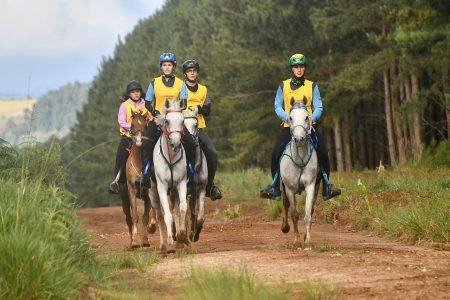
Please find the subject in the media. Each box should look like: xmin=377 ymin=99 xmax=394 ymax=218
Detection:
xmin=159 ymin=97 xmax=185 ymax=152
xmin=130 ymin=110 xmax=148 ymax=147
xmin=183 ymin=106 xmax=199 ymax=141
xmin=289 ymin=96 xmax=311 ymax=146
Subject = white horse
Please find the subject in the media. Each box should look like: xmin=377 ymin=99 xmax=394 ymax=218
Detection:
xmin=183 ymin=107 xmax=208 ymax=242
xmin=280 ymin=98 xmax=320 ymax=248
xmin=149 ymin=97 xmax=189 ymax=251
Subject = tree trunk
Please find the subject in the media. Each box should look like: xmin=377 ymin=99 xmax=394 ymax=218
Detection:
xmin=399 ymin=83 xmax=410 ymax=152
xmin=404 ymin=78 xmax=414 ymax=152
xmin=342 ymin=111 xmax=352 ymax=171
xmin=410 ymin=73 xmax=422 ymax=153
xmin=383 ymin=70 xmax=397 ymax=165
xmin=390 ymin=61 xmax=407 ymax=163
xmin=325 ymin=128 xmax=336 ymax=170
xmin=333 ymin=117 xmax=344 ymax=172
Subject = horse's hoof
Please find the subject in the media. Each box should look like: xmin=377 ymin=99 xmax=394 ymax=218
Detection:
xmin=281 ymin=223 xmax=290 ymax=234
xmin=130 ymin=243 xmax=140 ymax=249
xmin=147 ymin=224 xmax=157 ymax=234
xmin=166 ymin=248 xmax=176 ymax=254
xmin=142 ymin=242 xmax=151 ymax=248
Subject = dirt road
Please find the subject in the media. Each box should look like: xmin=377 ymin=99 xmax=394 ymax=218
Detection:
xmin=78 ymin=200 xmax=450 ymax=299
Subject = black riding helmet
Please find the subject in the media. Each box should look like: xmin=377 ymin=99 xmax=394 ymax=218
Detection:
xmin=126 ymin=80 xmax=142 ymax=93
xmin=182 ymin=60 xmax=200 ymax=74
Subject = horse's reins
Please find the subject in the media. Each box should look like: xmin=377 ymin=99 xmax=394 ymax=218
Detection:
xmin=281 ymin=107 xmax=315 ymax=191
xmin=159 ymin=108 xmax=186 ymax=189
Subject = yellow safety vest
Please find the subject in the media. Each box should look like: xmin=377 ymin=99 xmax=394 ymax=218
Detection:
xmin=119 ymin=100 xmax=149 ymax=137
xmin=185 ymin=83 xmax=207 ymax=128
xmin=282 ymin=79 xmax=314 ymax=127
xmin=153 ymin=76 xmax=184 ymax=112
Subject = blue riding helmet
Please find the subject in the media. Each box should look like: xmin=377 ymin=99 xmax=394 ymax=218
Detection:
xmin=159 ymin=52 xmax=177 ymax=66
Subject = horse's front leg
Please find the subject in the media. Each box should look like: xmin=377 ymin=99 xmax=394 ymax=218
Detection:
xmin=281 ymin=184 xmax=290 ymax=233
xmin=150 ymin=185 xmax=167 ymax=251
xmin=156 ymin=183 xmax=174 ymax=246
xmin=128 ymin=186 xmax=140 ymax=248
xmin=176 ymin=181 xmax=188 ymax=245
xmin=286 ymin=186 xmax=300 ymax=246
xmin=147 ymin=206 xmax=157 ymax=234
xmin=120 ymin=185 xmax=132 ymax=236
xmin=193 ymin=186 xmax=206 ymax=242
xmin=141 ymin=192 xmax=151 ymax=247
xmin=304 ymin=183 xmax=316 ymax=249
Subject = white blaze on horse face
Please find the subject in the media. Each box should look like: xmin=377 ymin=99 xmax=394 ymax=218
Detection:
xmin=290 ymin=108 xmax=309 ymax=145
xmin=135 ymin=131 xmax=142 ymax=147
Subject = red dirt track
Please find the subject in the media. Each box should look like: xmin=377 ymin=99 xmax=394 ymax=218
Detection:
xmin=78 ymin=200 xmax=450 ymax=299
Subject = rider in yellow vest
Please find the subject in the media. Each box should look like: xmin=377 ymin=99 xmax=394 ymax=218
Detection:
xmin=182 ymin=59 xmax=222 ymax=200
xmin=260 ymin=53 xmax=341 ymax=200
xmin=135 ymin=52 xmax=196 ymax=188
xmin=108 ymin=80 xmax=148 ymax=194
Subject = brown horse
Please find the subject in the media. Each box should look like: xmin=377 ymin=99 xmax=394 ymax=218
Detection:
xmin=120 ymin=110 xmax=157 ymax=248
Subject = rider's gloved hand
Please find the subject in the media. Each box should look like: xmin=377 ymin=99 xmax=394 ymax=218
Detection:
xmin=197 ymin=105 xmax=204 ymax=114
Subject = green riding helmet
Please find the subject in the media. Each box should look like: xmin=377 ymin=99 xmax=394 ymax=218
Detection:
xmin=289 ymin=53 xmax=307 ymax=66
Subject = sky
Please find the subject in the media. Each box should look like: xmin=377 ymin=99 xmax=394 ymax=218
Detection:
xmin=0 ymin=0 xmax=165 ymax=99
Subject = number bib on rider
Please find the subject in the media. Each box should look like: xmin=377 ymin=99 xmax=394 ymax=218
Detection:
xmin=153 ymin=76 xmax=184 ymax=112
xmin=185 ymin=83 xmax=207 ymax=128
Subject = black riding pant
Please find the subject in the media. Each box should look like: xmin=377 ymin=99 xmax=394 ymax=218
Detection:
xmin=141 ymin=121 xmax=196 ymax=171
xmin=114 ymin=136 xmax=132 ymax=182
xmin=198 ymin=129 xmax=218 ymax=185
xmin=270 ymin=126 xmax=330 ymax=188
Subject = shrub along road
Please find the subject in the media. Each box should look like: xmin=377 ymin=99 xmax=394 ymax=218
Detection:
xmin=78 ymin=200 xmax=450 ymax=299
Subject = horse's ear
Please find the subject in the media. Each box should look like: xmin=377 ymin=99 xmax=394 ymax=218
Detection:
xmin=131 ymin=110 xmax=136 ymax=117
xmin=165 ymin=98 xmax=170 ymax=109
xmin=180 ymin=98 xmax=187 ymax=110
xmin=302 ymin=95 xmax=307 ymax=106
xmin=290 ymin=97 xmax=295 ymax=107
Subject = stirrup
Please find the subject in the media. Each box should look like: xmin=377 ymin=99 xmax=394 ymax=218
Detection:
xmin=208 ymin=184 xmax=222 ymax=201
xmin=108 ymin=182 xmax=120 ymax=194
xmin=323 ymin=184 xmax=341 ymax=201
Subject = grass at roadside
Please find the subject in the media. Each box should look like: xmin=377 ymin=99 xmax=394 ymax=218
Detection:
xmin=218 ymin=166 xmax=450 ymax=245
xmin=0 ymin=180 xmax=99 ymax=299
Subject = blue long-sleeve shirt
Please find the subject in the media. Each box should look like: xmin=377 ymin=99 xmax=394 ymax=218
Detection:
xmin=274 ymin=82 xmax=323 ymax=123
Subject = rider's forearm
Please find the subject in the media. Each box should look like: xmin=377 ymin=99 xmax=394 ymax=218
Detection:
xmin=274 ymin=85 xmax=288 ymax=122
xmin=311 ymin=84 xmax=323 ymax=122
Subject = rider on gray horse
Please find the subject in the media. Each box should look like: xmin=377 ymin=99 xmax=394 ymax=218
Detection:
xmin=135 ymin=52 xmax=197 ymax=189
xmin=182 ymin=59 xmax=222 ymax=201
xmin=260 ymin=53 xmax=341 ymax=200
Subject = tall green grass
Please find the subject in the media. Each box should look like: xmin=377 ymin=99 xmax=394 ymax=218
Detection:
xmin=0 ymin=139 xmax=98 ymax=298
xmin=322 ymin=167 xmax=450 ymax=244
xmin=216 ymin=168 xmax=271 ymax=201
xmin=180 ymin=267 xmax=288 ymax=300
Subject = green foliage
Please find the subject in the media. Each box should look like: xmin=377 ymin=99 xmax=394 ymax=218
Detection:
xmin=100 ymin=251 xmax=162 ymax=274
xmin=0 ymin=180 xmax=97 ymax=299
xmin=216 ymin=168 xmax=271 ymax=202
xmin=180 ymin=267 xmax=288 ymax=300
xmin=266 ymin=201 xmax=283 ymax=220
xmin=421 ymin=140 xmax=450 ymax=168
xmin=63 ymin=0 xmax=450 ymax=207
xmin=298 ymin=279 xmax=338 ymax=300
xmin=323 ymin=167 xmax=450 ymax=244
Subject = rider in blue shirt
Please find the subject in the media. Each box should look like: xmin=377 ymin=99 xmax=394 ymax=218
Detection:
xmin=260 ymin=53 xmax=341 ymax=201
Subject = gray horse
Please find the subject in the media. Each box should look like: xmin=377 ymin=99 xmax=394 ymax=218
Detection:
xmin=280 ymin=98 xmax=320 ymax=248
xmin=183 ymin=107 xmax=208 ymax=242
xmin=149 ymin=97 xmax=189 ymax=251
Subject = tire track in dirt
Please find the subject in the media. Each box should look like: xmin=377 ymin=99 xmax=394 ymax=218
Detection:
xmin=78 ymin=201 xmax=450 ymax=299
